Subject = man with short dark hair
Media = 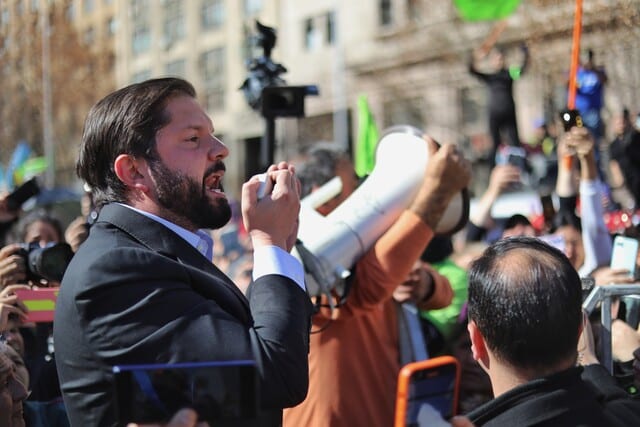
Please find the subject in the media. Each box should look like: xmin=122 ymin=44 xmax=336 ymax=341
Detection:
xmin=54 ymin=78 xmax=312 ymax=426
xmin=466 ymin=237 xmax=640 ymax=426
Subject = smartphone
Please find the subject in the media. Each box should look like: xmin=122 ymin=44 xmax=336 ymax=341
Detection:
xmin=610 ymin=235 xmax=639 ymax=278
xmin=113 ymin=360 xmax=258 ymax=426
xmin=559 ymin=109 xmax=583 ymax=132
xmin=394 ymin=355 xmax=461 ymax=427
xmin=5 ymin=177 xmax=41 ymax=211
xmin=540 ymin=194 xmax=556 ymax=224
xmin=14 ymin=287 xmax=59 ymax=323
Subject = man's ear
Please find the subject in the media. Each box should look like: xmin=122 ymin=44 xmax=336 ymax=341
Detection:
xmin=113 ymin=154 xmax=150 ymax=193
xmin=468 ymin=320 xmax=490 ymax=369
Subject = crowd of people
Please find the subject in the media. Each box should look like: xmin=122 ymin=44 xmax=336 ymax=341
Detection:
xmin=0 ymin=58 xmax=638 ymax=427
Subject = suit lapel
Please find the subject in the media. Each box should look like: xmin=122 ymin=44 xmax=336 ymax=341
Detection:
xmin=98 ymin=204 xmax=251 ymax=323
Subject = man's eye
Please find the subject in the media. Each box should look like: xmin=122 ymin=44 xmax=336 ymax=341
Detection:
xmin=188 ymin=136 xmax=199 ymax=142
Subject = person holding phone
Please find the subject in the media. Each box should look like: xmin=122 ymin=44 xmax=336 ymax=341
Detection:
xmin=465 ymin=237 xmax=640 ymax=426
xmin=554 ymin=125 xmax=612 ymax=277
xmin=53 ymin=78 xmax=312 ymax=427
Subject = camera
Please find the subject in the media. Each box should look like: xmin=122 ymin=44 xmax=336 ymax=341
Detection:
xmin=559 ymin=109 xmax=583 ymax=132
xmin=17 ymin=242 xmax=74 ymax=283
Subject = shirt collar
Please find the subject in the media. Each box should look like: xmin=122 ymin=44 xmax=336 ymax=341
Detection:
xmin=118 ymin=204 xmax=214 ymax=260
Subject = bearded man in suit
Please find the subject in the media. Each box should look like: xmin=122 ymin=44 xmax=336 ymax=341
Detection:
xmin=54 ymin=78 xmax=312 ymax=427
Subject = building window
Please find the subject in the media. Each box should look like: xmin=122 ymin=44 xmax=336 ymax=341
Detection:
xmin=84 ymin=0 xmax=94 ymax=14
xmin=65 ymin=3 xmax=75 ymax=21
xmin=304 ymin=18 xmax=320 ymax=51
xmin=304 ymin=12 xmax=336 ymax=51
xmin=244 ymin=0 xmax=262 ymax=16
xmin=163 ymin=0 xmax=185 ymax=46
xmin=380 ymin=0 xmax=392 ymax=26
xmin=165 ymin=59 xmax=186 ymax=77
xmin=84 ymin=27 xmax=95 ymax=45
xmin=107 ymin=17 xmax=117 ymax=36
xmin=202 ymin=0 xmax=224 ymax=30
xmin=132 ymin=28 xmax=151 ymax=53
xmin=326 ymin=11 xmax=336 ymax=44
xmin=132 ymin=69 xmax=152 ymax=83
xmin=407 ymin=0 xmax=423 ymax=23
xmin=0 ymin=8 xmax=8 ymax=26
xmin=30 ymin=0 xmax=38 ymax=13
xmin=199 ymin=48 xmax=226 ymax=111
xmin=15 ymin=1 xmax=24 ymax=16
xmin=132 ymin=0 xmax=151 ymax=54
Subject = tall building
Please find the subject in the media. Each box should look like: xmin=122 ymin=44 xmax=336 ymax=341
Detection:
xmin=3 ymin=0 xmax=639 ymax=194
xmin=113 ymin=0 xmax=640 ymax=197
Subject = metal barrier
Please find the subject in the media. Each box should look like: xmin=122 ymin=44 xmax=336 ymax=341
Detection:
xmin=582 ymin=284 xmax=640 ymax=374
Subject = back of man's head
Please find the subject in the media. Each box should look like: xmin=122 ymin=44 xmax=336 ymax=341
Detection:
xmin=468 ymin=236 xmax=582 ymax=373
xmin=297 ymin=145 xmax=345 ymax=198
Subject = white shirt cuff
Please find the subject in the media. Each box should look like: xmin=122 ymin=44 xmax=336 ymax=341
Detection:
xmin=252 ymin=245 xmax=306 ymax=291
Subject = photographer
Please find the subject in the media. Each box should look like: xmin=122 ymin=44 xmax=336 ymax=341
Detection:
xmin=0 ymin=210 xmax=72 ymax=426
xmin=0 ymin=211 xmax=70 ymax=289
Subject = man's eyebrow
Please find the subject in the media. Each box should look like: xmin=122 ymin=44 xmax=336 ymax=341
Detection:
xmin=181 ymin=121 xmax=215 ymax=133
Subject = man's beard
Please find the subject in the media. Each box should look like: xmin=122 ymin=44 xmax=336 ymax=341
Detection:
xmin=148 ymin=159 xmax=231 ymax=230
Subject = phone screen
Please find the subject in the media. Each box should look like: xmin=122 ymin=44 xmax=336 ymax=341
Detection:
xmin=540 ymin=194 xmax=555 ymax=223
xmin=610 ymin=235 xmax=639 ymax=278
xmin=395 ymin=356 xmax=460 ymax=427
xmin=113 ymin=360 xmax=258 ymax=426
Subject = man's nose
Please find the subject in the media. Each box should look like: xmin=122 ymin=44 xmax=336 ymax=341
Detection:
xmin=208 ymin=135 xmax=229 ymax=160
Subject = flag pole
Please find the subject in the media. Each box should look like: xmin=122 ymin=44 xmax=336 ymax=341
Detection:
xmin=567 ymin=0 xmax=583 ymax=109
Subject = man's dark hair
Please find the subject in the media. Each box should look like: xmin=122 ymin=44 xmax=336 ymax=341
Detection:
xmin=12 ymin=210 xmax=64 ymax=244
xmin=77 ymin=78 xmax=197 ymax=207
xmin=468 ymin=236 xmax=582 ymax=371
xmin=420 ymin=235 xmax=453 ymax=264
xmin=297 ymin=145 xmax=348 ymax=198
xmin=503 ymin=214 xmax=531 ymax=232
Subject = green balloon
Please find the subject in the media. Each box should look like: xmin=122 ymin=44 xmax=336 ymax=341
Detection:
xmin=453 ymin=0 xmax=522 ymax=21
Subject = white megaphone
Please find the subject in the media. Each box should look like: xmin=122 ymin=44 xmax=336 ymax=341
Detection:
xmin=295 ymin=125 xmax=469 ymax=298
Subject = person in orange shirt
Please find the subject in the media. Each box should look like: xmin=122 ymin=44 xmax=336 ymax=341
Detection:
xmin=284 ymin=140 xmax=471 ymax=427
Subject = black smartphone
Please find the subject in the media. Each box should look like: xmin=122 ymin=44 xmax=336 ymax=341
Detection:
xmin=6 ymin=177 xmax=41 ymax=211
xmin=559 ymin=109 xmax=583 ymax=132
xmin=113 ymin=360 xmax=258 ymax=427
xmin=394 ymin=356 xmax=461 ymax=427
xmin=540 ymin=194 xmax=556 ymax=224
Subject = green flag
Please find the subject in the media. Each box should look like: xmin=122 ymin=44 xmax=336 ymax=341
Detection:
xmin=355 ymin=95 xmax=379 ymax=178
xmin=14 ymin=157 xmax=48 ymax=184
xmin=453 ymin=0 xmax=522 ymax=21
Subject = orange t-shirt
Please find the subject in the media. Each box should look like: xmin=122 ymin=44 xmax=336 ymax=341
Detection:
xmin=284 ymin=211 xmax=453 ymax=427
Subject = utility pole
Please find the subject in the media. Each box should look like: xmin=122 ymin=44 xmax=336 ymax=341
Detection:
xmin=41 ymin=0 xmax=55 ymax=188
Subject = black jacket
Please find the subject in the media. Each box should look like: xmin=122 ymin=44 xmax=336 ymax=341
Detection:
xmin=467 ymin=364 xmax=640 ymax=426
xmin=54 ymin=203 xmax=312 ymax=426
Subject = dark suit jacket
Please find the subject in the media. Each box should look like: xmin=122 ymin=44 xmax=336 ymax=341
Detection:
xmin=53 ymin=203 xmax=312 ymax=427
xmin=467 ymin=364 xmax=640 ymax=426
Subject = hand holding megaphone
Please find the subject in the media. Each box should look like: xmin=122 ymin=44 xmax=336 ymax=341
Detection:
xmin=409 ymin=138 xmax=472 ymax=231
xmin=295 ymin=125 xmax=471 ymax=298
xmin=242 ymin=162 xmax=301 ymax=252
